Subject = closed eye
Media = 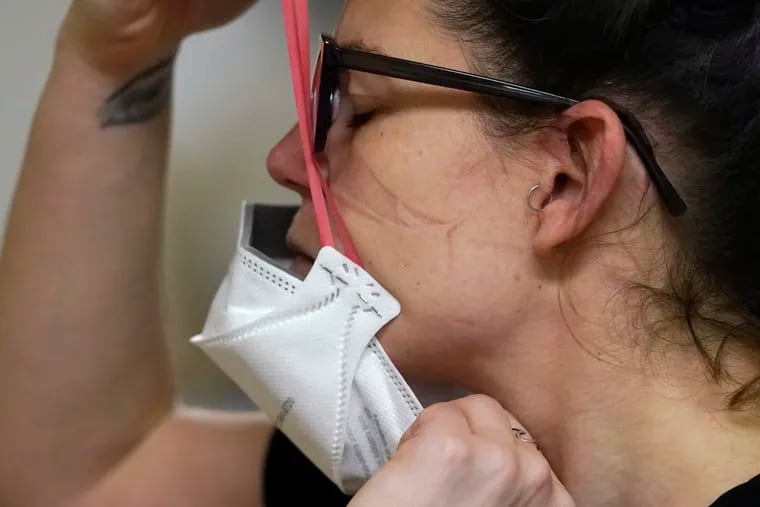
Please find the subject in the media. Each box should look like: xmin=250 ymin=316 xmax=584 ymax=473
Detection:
xmin=347 ymin=110 xmax=375 ymax=129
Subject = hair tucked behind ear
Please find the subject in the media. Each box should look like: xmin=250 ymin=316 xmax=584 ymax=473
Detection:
xmin=432 ymin=0 xmax=760 ymax=407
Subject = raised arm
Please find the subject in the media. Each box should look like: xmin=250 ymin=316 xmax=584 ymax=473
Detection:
xmin=0 ymin=2 xmax=262 ymax=506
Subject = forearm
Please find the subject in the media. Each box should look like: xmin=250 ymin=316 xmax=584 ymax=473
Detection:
xmin=0 ymin=45 xmax=177 ymax=504
xmin=76 ymin=410 xmax=274 ymax=507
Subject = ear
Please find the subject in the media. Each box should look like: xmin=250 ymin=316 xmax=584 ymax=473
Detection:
xmin=533 ymin=100 xmax=627 ymax=257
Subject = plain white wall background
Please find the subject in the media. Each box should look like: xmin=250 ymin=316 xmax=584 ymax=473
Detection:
xmin=0 ymin=1 xmax=342 ymax=408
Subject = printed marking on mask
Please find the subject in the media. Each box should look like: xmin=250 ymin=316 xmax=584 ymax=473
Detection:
xmin=275 ymin=397 xmax=296 ymax=427
xmin=346 ymin=425 xmax=371 ymax=480
xmin=359 ymin=407 xmax=392 ymax=461
xmin=345 ymin=405 xmax=394 ymax=481
xmin=321 ymin=265 xmax=349 ymax=287
xmin=321 ymin=264 xmax=383 ymax=319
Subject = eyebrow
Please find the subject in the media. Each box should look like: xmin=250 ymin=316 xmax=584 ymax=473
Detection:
xmin=339 ymin=38 xmax=391 ymax=57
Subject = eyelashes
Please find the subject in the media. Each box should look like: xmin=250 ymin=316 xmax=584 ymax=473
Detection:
xmin=347 ymin=110 xmax=375 ymax=129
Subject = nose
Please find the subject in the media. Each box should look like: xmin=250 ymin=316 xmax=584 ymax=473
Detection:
xmin=267 ymin=125 xmax=310 ymax=198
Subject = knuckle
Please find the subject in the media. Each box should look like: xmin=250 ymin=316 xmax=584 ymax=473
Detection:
xmin=399 ymin=419 xmax=422 ymax=446
xmin=422 ymin=401 xmax=452 ymax=418
xmin=531 ymin=462 xmax=554 ymax=487
xmin=488 ymin=447 xmax=520 ymax=485
xmin=438 ymin=435 xmax=474 ymax=468
xmin=465 ymin=394 xmax=505 ymax=412
xmin=524 ymin=460 xmax=554 ymax=492
xmin=396 ymin=431 xmax=426 ymax=457
xmin=415 ymin=402 xmax=457 ymax=428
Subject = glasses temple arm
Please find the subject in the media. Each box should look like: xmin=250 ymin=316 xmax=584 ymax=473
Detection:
xmin=334 ymin=46 xmax=687 ymax=216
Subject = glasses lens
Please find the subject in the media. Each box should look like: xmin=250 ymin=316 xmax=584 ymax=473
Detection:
xmin=329 ymin=88 xmax=341 ymax=123
xmin=312 ymin=36 xmax=345 ymax=153
xmin=314 ymin=35 xmax=349 ymax=152
xmin=311 ymin=45 xmax=324 ymax=150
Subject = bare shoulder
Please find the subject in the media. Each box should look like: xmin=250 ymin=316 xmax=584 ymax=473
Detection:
xmin=74 ymin=408 xmax=274 ymax=507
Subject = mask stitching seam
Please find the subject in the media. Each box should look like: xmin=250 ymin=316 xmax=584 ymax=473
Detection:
xmin=322 ymin=264 xmax=384 ymax=320
xmin=368 ymin=340 xmax=422 ymax=416
xmin=241 ymin=253 xmax=297 ymax=294
xmin=332 ymin=304 xmax=360 ymax=484
xmin=200 ymin=289 xmax=341 ymax=347
xmin=219 ymin=253 xmax=419 ymax=469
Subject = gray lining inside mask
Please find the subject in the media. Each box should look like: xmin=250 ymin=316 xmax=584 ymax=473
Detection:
xmin=240 ymin=203 xmax=303 ymax=279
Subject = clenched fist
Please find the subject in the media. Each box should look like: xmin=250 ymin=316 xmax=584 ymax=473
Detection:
xmin=58 ymin=0 xmax=256 ymax=75
xmin=349 ymin=395 xmax=575 ymax=507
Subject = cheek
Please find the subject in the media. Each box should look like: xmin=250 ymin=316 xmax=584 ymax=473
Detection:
xmin=329 ymin=107 xmax=493 ymax=227
xmin=360 ymin=220 xmax=537 ymax=383
xmin=324 ymin=110 xmax=537 ymax=377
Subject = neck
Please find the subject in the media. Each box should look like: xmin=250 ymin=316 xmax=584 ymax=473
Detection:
xmin=549 ymin=385 xmax=760 ymax=506
xmin=470 ymin=324 xmax=760 ymax=507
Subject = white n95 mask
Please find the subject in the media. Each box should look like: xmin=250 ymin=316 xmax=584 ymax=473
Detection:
xmin=191 ymin=203 xmax=423 ymax=495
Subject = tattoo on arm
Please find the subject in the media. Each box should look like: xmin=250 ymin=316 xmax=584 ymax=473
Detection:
xmin=97 ymin=57 xmax=175 ymax=128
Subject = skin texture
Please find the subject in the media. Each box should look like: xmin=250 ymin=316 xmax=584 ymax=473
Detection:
xmin=2 ymin=0 xmax=760 ymax=505
xmin=0 ymin=1 xmax=272 ymax=506
xmin=275 ymin=0 xmax=643 ymax=403
xmin=272 ymin=0 xmax=760 ymax=505
xmin=347 ymin=395 xmax=574 ymax=507
xmin=1 ymin=0 xmax=561 ymax=505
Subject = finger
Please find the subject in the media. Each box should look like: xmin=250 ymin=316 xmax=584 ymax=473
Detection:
xmin=542 ymin=474 xmax=575 ymax=507
xmin=398 ymin=402 xmax=471 ymax=449
xmin=449 ymin=395 xmax=520 ymax=445
xmin=501 ymin=406 xmax=541 ymax=451
xmin=510 ymin=441 xmax=559 ymax=505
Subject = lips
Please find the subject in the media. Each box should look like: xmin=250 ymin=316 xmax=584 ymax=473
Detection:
xmin=286 ymin=237 xmax=316 ymax=278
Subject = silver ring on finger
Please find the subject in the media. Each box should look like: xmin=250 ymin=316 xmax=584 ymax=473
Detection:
xmin=511 ymin=427 xmax=540 ymax=450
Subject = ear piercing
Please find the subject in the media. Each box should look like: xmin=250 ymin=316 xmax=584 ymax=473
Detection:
xmin=527 ymin=184 xmax=552 ymax=213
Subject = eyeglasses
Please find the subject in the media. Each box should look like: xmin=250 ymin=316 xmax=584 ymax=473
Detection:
xmin=311 ymin=34 xmax=687 ymax=217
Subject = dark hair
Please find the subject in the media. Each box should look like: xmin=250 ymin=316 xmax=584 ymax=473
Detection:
xmin=432 ymin=0 xmax=760 ymax=407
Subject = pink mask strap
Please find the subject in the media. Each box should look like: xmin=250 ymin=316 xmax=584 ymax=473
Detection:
xmin=281 ymin=0 xmax=332 ymax=247
xmin=281 ymin=0 xmax=362 ymax=265
xmin=320 ymin=176 xmax=360 ymax=264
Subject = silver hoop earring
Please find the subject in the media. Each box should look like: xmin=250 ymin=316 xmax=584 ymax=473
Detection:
xmin=527 ymin=184 xmax=552 ymax=213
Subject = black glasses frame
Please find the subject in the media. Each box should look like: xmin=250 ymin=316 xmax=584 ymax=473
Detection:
xmin=312 ymin=34 xmax=687 ymax=216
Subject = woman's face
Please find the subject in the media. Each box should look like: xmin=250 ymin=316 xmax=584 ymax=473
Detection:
xmin=268 ymin=0 xmax=551 ymax=389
